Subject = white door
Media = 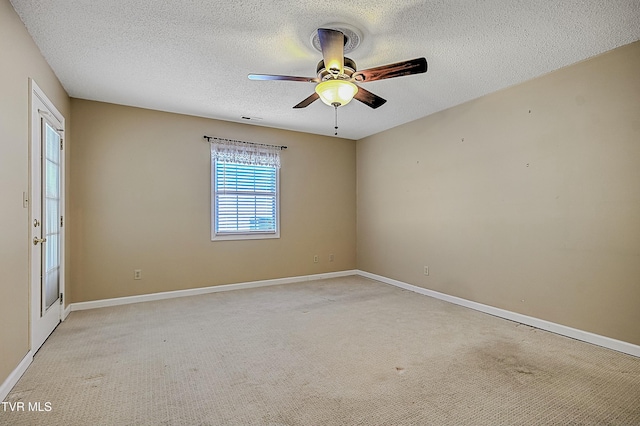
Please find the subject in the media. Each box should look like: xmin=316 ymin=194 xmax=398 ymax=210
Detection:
xmin=30 ymin=80 xmax=65 ymax=353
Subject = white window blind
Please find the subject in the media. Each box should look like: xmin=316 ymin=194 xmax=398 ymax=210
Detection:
xmin=210 ymin=139 xmax=281 ymax=241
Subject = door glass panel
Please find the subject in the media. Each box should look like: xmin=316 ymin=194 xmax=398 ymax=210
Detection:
xmin=43 ymin=122 xmax=60 ymax=312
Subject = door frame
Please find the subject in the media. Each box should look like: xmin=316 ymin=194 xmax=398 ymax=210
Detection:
xmin=29 ymin=79 xmax=67 ymax=353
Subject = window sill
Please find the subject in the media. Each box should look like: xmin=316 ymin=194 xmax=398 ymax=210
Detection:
xmin=211 ymin=231 xmax=280 ymax=242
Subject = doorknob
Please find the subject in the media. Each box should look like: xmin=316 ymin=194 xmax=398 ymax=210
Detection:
xmin=33 ymin=237 xmax=47 ymax=245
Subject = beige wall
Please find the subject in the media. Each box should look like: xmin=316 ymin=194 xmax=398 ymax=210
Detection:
xmin=70 ymin=100 xmax=356 ymax=302
xmin=0 ymin=0 xmax=71 ymax=386
xmin=357 ymin=41 xmax=640 ymax=345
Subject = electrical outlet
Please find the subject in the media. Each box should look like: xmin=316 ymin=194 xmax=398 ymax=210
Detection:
xmin=329 ymin=254 xmax=334 ymax=262
xmin=423 ymin=266 xmax=429 ymax=276
xmin=313 ymin=255 xmax=319 ymax=263
xmin=134 ymin=269 xmax=142 ymax=280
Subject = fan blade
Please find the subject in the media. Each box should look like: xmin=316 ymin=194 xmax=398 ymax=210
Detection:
xmin=353 ymin=86 xmax=387 ymax=109
xmin=317 ymin=28 xmax=344 ymax=75
xmin=352 ymin=57 xmax=427 ymax=82
xmin=248 ymin=74 xmax=318 ymax=83
xmin=293 ymin=93 xmax=320 ymax=109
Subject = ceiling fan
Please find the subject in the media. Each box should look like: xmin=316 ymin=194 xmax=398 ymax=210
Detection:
xmin=248 ymin=28 xmax=428 ymax=111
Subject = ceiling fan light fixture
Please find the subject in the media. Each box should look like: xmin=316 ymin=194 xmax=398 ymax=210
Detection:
xmin=314 ymin=80 xmax=358 ymax=107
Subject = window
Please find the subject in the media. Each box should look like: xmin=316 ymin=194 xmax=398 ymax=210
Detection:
xmin=210 ymin=140 xmax=281 ymax=241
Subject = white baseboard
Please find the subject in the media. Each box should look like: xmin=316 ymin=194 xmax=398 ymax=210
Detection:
xmin=1 ymin=351 xmax=32 ymax=402
xmin=357 ymin=270 xmax=640 ymax=358
xmin=71 ymin=270 xmax=359 ymax=312
xmin=63 ymin=304 xmax=71 ymax=321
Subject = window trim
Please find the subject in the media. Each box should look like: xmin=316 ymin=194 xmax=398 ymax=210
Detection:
xmin=211 ymin=160 xmax=280 ymax=241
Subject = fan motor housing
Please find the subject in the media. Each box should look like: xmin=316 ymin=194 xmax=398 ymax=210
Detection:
xmin=316 ymin=57 xmax=357 ymax=81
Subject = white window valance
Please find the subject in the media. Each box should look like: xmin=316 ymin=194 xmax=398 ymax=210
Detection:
xmin=208 ymin=137 xmax=282 ymax=168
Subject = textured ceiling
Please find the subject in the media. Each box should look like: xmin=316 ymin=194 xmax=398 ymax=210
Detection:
xmin=10 ymin=0 xmax=640 ymax=140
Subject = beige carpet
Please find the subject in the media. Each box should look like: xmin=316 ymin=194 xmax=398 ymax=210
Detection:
xmin=2 ymin=275 xmax=639 ymax=425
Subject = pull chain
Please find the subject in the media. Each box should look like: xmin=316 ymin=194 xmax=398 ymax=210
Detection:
xmin=332 ymin=102 xmax=340 ymax=136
